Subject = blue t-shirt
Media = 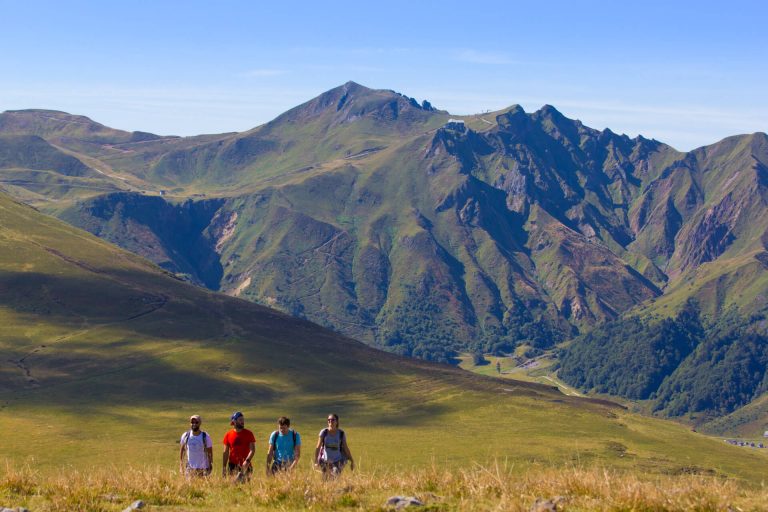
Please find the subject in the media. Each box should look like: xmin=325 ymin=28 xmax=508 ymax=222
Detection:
xmin=269 ymin=429 xmax=301 ymax=462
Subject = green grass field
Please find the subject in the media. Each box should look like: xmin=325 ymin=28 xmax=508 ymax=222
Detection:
xmin=1 ymin=192 xmax=768 ymax=510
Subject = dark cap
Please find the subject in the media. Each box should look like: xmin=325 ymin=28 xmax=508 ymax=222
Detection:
xmin=230 ymin=411 xmax=244 ymax=422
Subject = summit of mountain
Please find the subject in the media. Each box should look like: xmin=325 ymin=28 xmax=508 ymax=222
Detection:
xmin=263 ymin=80 xmax=443 ymax=128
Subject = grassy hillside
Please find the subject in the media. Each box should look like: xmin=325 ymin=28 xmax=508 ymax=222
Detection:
xmin=1 ymin=191 xmax=767 ymax=496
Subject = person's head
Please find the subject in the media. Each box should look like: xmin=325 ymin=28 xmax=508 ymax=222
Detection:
xmin=326 ymin=413 xmax=339 ymax=429
xmin=278 ymin=416 xmax=290 ymax=434
xmin=230 ymin=411 xmax=245 ymax=430
xmin=189 ymin=415 xmax=202 ymax=432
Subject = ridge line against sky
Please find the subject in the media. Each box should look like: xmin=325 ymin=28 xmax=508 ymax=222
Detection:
xmin=1 ymin=0 xmax=766 ymax=151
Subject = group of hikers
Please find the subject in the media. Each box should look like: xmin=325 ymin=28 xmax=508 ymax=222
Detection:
xmin=179 ymin=411 xmax=354 ymax=480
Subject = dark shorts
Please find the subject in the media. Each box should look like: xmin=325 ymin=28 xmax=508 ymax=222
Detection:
xmin=318 ymin=459 xmax=346 ymax=475
xmin=269 ymin=460 xmax=293 ymax=474
xmin=227 ymin=462 xmax=253 ymax=475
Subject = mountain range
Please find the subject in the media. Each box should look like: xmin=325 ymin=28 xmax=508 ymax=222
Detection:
xmin=1 ymin=82 xmax=767 ymax=425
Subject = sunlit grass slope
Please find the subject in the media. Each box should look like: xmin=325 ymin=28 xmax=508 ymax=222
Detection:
xmin=0 ymin=192 xmax=766 ymax=490
xmin=3 ymin=465 xmax=768 ymax=512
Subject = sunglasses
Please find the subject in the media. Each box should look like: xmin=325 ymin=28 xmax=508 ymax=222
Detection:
xmin=190 ymin=420 xmax=200 ymax=424
xmin=327 ymin=418 xmax=337 ymax=422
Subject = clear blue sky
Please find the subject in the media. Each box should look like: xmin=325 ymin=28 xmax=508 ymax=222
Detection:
xmin=1 ymin=0 xmax=765 ymax=150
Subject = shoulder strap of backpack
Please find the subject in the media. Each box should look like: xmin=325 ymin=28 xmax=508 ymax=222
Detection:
xmin=339 ymin=429 xmax=347 ymax=461
xmin=317 ymin=428 xmax=328 ymax=463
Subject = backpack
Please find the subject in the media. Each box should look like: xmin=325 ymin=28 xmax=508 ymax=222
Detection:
xmin=271 ymin=429 xmax=297 ymax=461
xmin=317 ymin=428 xmax=345 ymax=463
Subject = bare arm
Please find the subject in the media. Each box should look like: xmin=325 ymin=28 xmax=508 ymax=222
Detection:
xmin=290 ymin=444 xmax=301 ymax=470
xmin=342 ymin=436 xmax=354 ymax=471
xmin=265 ymin=442 xmax=275 ymax=476
xmin=314 ymin=436 xmax=323 ymax=466
xmin=205 ymin=444 xmax=213 ymax=473
xmin=222 ymin=446 xmax=229 ymax=476
xmin=179 ymin=443 xmax=187 ymax=474
xmin=244 ymin=441 xmax=255 ymax=469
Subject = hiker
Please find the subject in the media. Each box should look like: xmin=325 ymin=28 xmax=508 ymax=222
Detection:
xmin=179 ymin=414 xmax=213 ymax=477
xmin=265 ymin=416 xmax=301 ymax=475
xmin=222 ymin=411 xmax=256 ymax=481
xmin=314 ymin=413 xmax=354 ymax=478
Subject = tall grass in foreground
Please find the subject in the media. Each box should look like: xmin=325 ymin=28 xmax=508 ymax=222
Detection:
xmin=1 ymin=462 xmax=766 ymax=511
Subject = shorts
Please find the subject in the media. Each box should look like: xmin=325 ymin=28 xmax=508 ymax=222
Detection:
xmin=184 ymin=465 xmax=211 ymax=477
xmin=318 ymin=459 xmax=346 ymax=476
xmin=269 ymin=460 xmax=293 ymax=474
xmin=227 ymin=462 xmax=253 ymax=475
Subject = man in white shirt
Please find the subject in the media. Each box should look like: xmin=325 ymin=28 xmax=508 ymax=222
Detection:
xmin=179 ymin=414 xmax=213 ymax=476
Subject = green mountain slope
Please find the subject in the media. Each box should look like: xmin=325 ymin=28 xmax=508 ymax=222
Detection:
xmin=0 ymin=190 xmax=766 ymax=482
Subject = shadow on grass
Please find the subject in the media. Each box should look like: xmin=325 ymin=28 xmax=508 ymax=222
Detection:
xmin=0 ymin=268 xmax=579 ymax=426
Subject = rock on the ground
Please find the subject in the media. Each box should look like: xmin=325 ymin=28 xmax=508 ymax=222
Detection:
xmin=122 ymin=500 xmax=145 ymax=512
xmin=385 ymin=496 xmax=424 ymax=509
xmin=530 ymin=496 xmax=566 ymax=512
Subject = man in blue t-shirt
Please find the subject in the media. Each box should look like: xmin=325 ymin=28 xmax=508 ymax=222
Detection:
xmin=266 ymin=416 xmax=301 ymax=475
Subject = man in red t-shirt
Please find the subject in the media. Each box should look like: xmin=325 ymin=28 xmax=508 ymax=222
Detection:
xmin=222 ymin=411 xmax=256 ymax=481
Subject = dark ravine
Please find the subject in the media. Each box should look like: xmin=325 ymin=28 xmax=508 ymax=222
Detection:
xmin=59 ymin=193 xmax=226 ymax=288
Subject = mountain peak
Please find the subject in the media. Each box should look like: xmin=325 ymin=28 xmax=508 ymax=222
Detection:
xmin=268 ymin=82 xmax=444 ymax=128
xmin=535 ymin=104 xmax=566 ymax=119
xmin=341 ymin=80 xmax=367 ymax=91
xmin=327 ymin=80 xmax=372 ymax=100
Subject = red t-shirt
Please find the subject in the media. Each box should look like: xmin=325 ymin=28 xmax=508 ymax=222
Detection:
xmin=222 ymin=428 xmax=256 ymax=464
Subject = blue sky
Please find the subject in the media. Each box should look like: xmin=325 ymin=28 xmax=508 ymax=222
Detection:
xmin=1 ymin=0 xmax=765 ymax=150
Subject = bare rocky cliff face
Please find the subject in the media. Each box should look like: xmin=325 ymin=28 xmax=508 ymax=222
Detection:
xmin=2 ymin=84 xmax=767 ymax=363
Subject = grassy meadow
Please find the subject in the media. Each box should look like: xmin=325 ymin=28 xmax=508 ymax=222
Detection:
xmin=1 ymin=192 xmax=768 ymax=510
xmin=4 ymin=463 xmax=768 ymax=511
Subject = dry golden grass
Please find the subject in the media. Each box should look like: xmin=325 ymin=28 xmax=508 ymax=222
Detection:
xmin=2 ymin=461 xmax=766 ymax=511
